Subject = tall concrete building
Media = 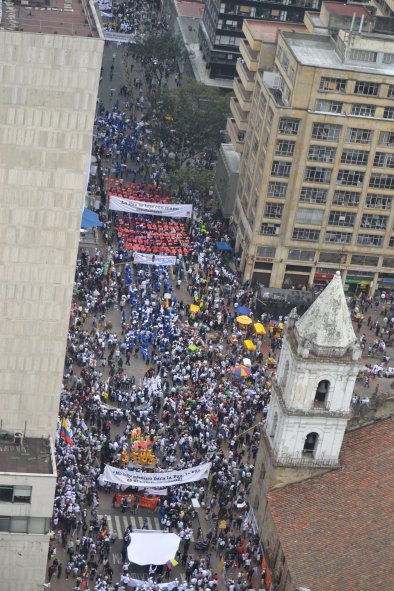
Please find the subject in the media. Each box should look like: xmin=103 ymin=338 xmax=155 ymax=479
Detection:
xmin=198 ymin=0 xmax=322 ymax=79
xmin=0 ymin=1 xmax=103 ymax=589
xmin=230 ymin=2 xmax=394 ymax=294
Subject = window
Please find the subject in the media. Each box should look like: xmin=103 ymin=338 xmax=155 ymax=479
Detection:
xmin=383 ymin=257 xmax=394 ymax=267
xmin=303 ymin=432 xmax=319 ymax=455
xmin=378 ymin=131 xmax=394 ymax=147
xmin=271 ymin=161 xmax=291 ymax=177
xmin=346 ymin=128 xmax=373 ymax=144
xmin=288 ymin=249 xmax=315 ymax=261
xmin=314 ymin=380 xmax=329 ymax=406
xmin=260 ymin=94 xmax=267 ymax=113
xmin=315 ymin=99 xmax=344 ymax=114
xmin=388 ymin=85 xmax=394 ymax=98
xmin=374 ymin=152 xmax=394 ymax=169
xmin=319 ymin=77 xmax=346 ymax=92
xmin=278 ymin=117 xmax=299 ymax=135
xmin=292 ymin=228 xmax=320 ymax=241
xmin=324 ymin=231 xmax=352 ymax=244
xmin=383 ymin=53 xmax=394 ymax=64
xmin=351 ymin=255 xmax=379 ymax=266
xmin=369 ymin=174 xmax=394 ymax=189
xmin=308 ymin=145 xmax=336 ymax=163
xmin=332 ymin=190 xmax=360 ymax=207
xmin=349 ymin=49 xmax=377 ymax=63
xmin=311 ymin=123 xmax=341 ymax=141
xmin=319 ymin=251 xmax=344 ymax=263
xmin=267 ymin=182 xmax=287 ymax=198
xmin=328 ymin=211 xmax=355 ymax=227
xmin=351 ymin=104 xmax=376 ymax=117
xmin=390 ymin=237 xmax=394 ymax=248
xmin=275 ymin=140 xmax=295 ymax=156
xmin=337 ymin=169 xmax=364 ymax=186
xmin=365 ymin=194 xmax=392 ymax=210
xmin=357 ymin=234 xmax=384 ymax=247
xmin=304 ymin=166 xmax=332 ymax=183
xmin=260 ymin=223 xmax=280 ymax=235
xmin=340 ymin=149 xmax=369 ymax=166
xmin=0 ymin=516 xmax=50 ymax=534
xmin=360 ymin=214 xmax=388 ymax=230
xmin=257 ymin=246 xmax=276 ymax=258
xmin=296 ymin=208 xmax=324 ymax=225
xmin=265 ymin=203 xmax=284 ymax=218
xmin=299 ymin=187 xmax=327 ymax=204
xmin=354 ymin=81 xmax=379 ymax=96
xmin=383 ymin=107 xmax=394 ymax=120
xmin=0 ymin=485 xmax=32 ymax=503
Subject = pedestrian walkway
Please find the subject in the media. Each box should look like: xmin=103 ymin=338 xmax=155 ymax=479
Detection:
xmin=99 ymin=513 xmax=195 ymax=542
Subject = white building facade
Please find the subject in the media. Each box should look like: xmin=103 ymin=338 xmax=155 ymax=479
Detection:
xmin=0 ymin=2 xmax=104 ymax=588
xmin=265 ymin=272 xmax=362 ymax=464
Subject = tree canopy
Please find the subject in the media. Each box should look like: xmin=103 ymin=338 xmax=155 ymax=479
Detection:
xmin=131 ymin=31 xmax=188 ymax=88
xmin=149 ymin=82 xmax=230 ymax=164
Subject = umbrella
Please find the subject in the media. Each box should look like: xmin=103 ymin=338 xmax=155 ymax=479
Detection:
xmin=237 ymin=306 xmax=251 ymax=316
xmin=236 ymin=315 xmax=252 ymax=325
xmin=189 ymin=304 xmax=199 ymax=314
xmin=188 ymin=344 xmax=199 ymax=352
xmin=232 ymin=365 xmax=252 ymax=378
xmin=254 ymin=322 xmax=266 ymax=335
xmin=244 ymin=340 xmax=256 ymax=351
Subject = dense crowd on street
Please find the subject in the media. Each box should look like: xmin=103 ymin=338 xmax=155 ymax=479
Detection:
xmin=48 ymin=3 xmax=394 ymax=591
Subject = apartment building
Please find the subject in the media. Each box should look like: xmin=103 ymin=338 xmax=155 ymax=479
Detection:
xmin=198 ymin=0 xmax=322 ymax=79
xmin=0 ymin=1 xmax=103 ymax=588
xmin=233 ymin=2 xmax=394 ymax=294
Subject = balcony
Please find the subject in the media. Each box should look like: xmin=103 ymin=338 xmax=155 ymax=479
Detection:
xmin=236 ymin=58 xmax=255 ymax=92
xmin=234 ymin=78 xmax=252 ymax=113
xmin=240 ymin=39 xmax=259 ymax=72
xmin=262 ymin=71 xmax=288 ymax=107
xmin=230 ymin=97 xmax=248 ymax=131
xmin=226 ymin=118 xmax=245 ymax=153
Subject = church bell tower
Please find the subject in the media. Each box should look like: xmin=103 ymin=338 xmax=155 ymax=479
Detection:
xmin=266 ymin=271 xmax=361 ymax=465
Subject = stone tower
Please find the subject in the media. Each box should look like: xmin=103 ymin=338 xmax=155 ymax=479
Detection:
xmin=251 ymin=272 xmax=362 ymax=519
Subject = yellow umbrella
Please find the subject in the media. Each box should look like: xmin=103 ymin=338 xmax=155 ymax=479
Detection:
xmin=236 ymin=315 xmax=252 ymax=325
xmin=254 ymin=322 xmax=266 ymax=335
xmin=244 ymin=339 xmax=256 ymax=351
xmin=190 ymin=304 xmax=199 ymax=314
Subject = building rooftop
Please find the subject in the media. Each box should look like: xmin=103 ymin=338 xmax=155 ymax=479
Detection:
xmin=294 ymin=271 xmax=358 ymax=357
xmin=175 ymin=0 xmax=204 ymax=18
xmin=323 ymin=0 xmax=373 ymax=20
xmin=268 ymin=417 xmax=394 ymax=591
xmin=0 ymin=437 xmax=54 ymax=475
xmin=282 ymin=30 xmax=394 ymax=76
xmin=0 ymin=0 xmax=101 ymax=37
xmin=244 ymin=19 xmax=306 ymax=44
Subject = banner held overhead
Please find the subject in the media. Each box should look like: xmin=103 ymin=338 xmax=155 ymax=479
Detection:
xmin=133 ymin=253 xmax=177 ymax=266
xmin=102 ymin=462 xmax=212 ymax=487
xmin=109 ymin=195 xmax=192 ymax=218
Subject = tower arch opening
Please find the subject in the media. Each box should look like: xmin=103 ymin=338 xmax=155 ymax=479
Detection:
xmin=303 ymin=432 xmax=319 ymax=455
xmin=314 ymin=379 xmax=330 ymax=407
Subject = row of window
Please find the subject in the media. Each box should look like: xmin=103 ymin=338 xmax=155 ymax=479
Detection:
xmin=291 ymin=228 xmax=387 ymax=246
xmin=267 ymin=183 xmax=393 ymax=210
xmin=264 ymin=206 xmax=389 ymax=230
xmin=267 ymin=247 xmax=394 ymax=268
xmin=319 ymin=77 xmax=394 ymax=98
xmin=315 ymin=101 xmax=394 ymax=119
xmin=278 ymin=118 xmax=394 ymax=147
xmin=274 ymin=144 xmax=394 ymax=169
xmin=0 ymin=516 xmax=50 ymax=535
xmin=0 ymin=486 xmax=32 ymax=504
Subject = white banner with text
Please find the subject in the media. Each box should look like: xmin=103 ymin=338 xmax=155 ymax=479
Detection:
xmin=133 ymin=252 xmax=177 ymax=266
xmin=109 ymin=195 xmax=192 ymax=218
xmin=103 ymin=462 xmax=211 ymax=488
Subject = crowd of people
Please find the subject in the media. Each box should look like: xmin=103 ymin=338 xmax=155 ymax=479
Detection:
xmin=49 ymin=7 xmax=278 ymax=590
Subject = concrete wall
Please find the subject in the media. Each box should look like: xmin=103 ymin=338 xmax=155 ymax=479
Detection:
xmin=0 ymin=533 xmax=51 ymax=591
xmin=0 ymin=31 xmax=103 ymax=440
xmin=0 ymin=472 xmax=57 ymax=518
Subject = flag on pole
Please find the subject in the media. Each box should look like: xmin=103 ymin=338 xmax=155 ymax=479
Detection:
xmin=60 ymin=417 xmax=74 ymax=447
xmin=166 ymin=558 xmax=178 ymax=570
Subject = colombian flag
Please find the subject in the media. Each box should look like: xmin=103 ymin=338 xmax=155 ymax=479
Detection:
xmin=166 ymin=559 xmax=178 ymax=570
xmin=60 ymin=417 xmax=74 ymax=447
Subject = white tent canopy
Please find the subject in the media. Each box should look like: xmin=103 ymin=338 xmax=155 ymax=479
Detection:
xmin=127 ymin=530 xmax=181 ymax=565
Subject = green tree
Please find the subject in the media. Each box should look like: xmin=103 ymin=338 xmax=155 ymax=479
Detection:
xmin=169 ymin=166 xmax=214 ymax=198
xmin=130 ymin=31 xmax=187 ymax=88
xmin=150 ymin=82 xmax=229 ymax=164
